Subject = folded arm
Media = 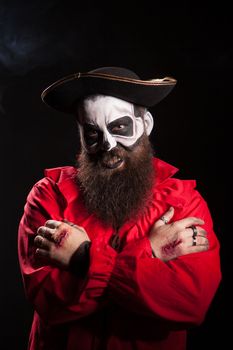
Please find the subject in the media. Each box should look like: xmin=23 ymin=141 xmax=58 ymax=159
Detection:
xmin=18 ymin=177 xmax=117 ymax=325
xmin=108 ymin=192 xmax=221 ymax=325
xmin=19 ymin=177 xmax=221 ymax=328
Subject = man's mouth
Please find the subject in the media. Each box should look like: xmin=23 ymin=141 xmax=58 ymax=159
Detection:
xmin=101 ymin=156 xmax=124 ymax=169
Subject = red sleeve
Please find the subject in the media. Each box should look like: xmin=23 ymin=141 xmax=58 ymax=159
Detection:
xmin=18 ymin=177 xmax=117 ymax=326
xmin=108 ymin=188 xmax=221 ymax=326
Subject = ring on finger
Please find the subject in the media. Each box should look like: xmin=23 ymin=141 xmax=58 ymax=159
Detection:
xmin=190 ymin=225 xmax=198 ymax=246
xmin=160 ymin=215 xmax=169 ymax=224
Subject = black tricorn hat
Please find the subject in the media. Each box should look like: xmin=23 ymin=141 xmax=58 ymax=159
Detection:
xmin=41 ymin=66 xmax=177 ymax=114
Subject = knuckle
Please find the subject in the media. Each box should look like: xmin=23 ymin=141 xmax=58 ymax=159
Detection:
xmin=177 ymin=231 xmax=184 ymax=240
xmin=170 ymin=221 xmax=178 ymax=229
xmin=181 ymin=230 xmax=189 ymax=240
xmin=34 ymin=235 xmax=41 ymax=242
xmin=172 ymin=221 xmax=182 ymax=231
xmin=45 ymin=221 xmax=53 ymax=227
xmin=200 ymin=229 xmax=207 ymax=235
xmin=34 ymin=238 xmax=39 ymax=246
xmin=57 ymin=222 xmax=69 ymax=231
xmin=37 ymin=226 xmax=45 ymax=234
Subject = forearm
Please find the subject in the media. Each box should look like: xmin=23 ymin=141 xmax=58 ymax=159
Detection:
xmin=18 ymin=178 xmax=117 ymax=325
xmin=20 ymin=232 xmax=117 ymax=325
xmin=108 ymin=235 xmax=221 ymax=325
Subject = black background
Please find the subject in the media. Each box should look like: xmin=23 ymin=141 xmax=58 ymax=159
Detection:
xmin=1 ymin=1 xmax=231 ymax=349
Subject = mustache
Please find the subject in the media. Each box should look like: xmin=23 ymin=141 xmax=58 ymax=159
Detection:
xmin=89 ymin=143 xmax=128 ymax=164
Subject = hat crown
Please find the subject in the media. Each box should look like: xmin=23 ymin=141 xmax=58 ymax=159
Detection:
xmin=89 ymin=66 xmax=140 ymax=80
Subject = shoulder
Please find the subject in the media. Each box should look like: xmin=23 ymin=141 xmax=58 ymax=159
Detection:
xmin=43 ymin=165 xmax=77 ymax=183
xmin=153 ymin=157 xmax=196 ymax=199
xmin=32 ymin=165 xmax=77 ymax=187
xmin=152 ymin=157 xmax=213 ymax=225
xmin=152 ymin=157 xmax=208 ymax=212
xmin=27 ymin=166 xmax=78 ymax=203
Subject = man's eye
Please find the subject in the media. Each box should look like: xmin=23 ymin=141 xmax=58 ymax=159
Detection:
xmin=112 ymin=124 xmax=126 ymax=132
xmin=87 ymin=130 xmax=98 ymax=137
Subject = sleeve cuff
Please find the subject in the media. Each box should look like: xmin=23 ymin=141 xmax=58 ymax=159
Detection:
xmin=69 ymin=241 xmax=91 ymax=277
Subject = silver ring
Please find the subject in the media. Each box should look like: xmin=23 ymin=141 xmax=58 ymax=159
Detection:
xmin=191 ymin=225 xmax=198 ymax=246
xmin=160 ymin=215 xmax=169 ymax=224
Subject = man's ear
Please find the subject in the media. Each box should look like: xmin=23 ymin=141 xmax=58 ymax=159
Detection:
xmin=143 ymin=111 xmax=154 ymax=135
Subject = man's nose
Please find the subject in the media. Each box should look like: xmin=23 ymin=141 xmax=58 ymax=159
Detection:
xmin=102 ymin=141 xmax=111 ymax=151
xmin=102 ymin=131 xmax=117 ymax=151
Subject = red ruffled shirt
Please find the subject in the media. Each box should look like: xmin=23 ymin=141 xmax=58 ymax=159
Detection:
xmin=18 ymin=158 xmax=221 ymax=350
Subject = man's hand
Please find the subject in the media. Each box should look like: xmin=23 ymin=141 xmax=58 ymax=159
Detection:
xmin=34 ymin=220 xmax=90 ymax=269
xmin=149 ymin=207 xmax=209 ymax=262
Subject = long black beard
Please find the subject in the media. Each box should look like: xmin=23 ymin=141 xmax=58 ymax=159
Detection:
xmin=76 ymin=135 xmax=155 ymax=230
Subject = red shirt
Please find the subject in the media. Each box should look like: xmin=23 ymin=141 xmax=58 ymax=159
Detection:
xmin=18 ymin=158 xmax=221 ymax=350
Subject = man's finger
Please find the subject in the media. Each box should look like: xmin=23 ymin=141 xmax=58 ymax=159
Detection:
xmin=188 ymin=243 xmax=209 ymax=253
xmin=45 ymin=220 xmax=62 ymax=229
xmin=198 ymin=228 xmax=207 ymax=236
xmin=35 ymin=248 xmax=50 ymax=259
xmin=154 ymin=207 xmax=175 ymax=228
xmin=62 ymin=219 xmax=79 ymax=229
xmin=174 ymin=217 xmax=205 ymax=230
xmin=37 ymin=226 xmax=55 ymax=240
xmin=187 ymin=227 xmax=207 ymax=237
xmin=195 ymin=235 xmax=209 ymax=246
xmin=34 ymin=235 xmax=52 ymax=251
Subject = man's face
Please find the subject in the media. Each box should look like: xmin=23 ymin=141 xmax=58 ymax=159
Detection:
xmin=77 ymin=95 xmax=153 ymax=169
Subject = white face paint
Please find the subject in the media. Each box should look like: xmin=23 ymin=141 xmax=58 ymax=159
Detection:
xmin=78 ymin=95 xmax=154 ymax=153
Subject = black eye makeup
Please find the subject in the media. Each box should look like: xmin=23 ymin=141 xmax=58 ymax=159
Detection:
xmin=83 ymin=124 xmax=102 ymax=146
xmin=82 ymin=116 xmax=134 ymax=152
xmin=108 ymin=116 xmax=133 ymax=137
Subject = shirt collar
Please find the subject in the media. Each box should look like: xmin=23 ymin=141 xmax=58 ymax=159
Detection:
xmin=153 ymin=157 xmax=179 ymax=185
xmin=44 ymin=157 xmax=179 ymax=200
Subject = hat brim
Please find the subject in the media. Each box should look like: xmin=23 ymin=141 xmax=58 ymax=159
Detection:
xmin=41 ymin=72 xmax=177 ymax=114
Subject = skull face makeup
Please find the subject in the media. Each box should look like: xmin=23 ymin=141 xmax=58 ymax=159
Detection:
xmin=77 ymin=95 xmax=154 ymax=153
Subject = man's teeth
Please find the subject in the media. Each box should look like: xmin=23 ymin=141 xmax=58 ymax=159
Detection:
xmin=107 ymin=156 xmax=121 ymax=163
xmin=102 ymin=156 xmax=124 ymax=168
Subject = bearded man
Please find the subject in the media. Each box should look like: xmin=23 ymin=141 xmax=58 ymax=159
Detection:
xmin=18 ymin=67 xmax=221 ymax=350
